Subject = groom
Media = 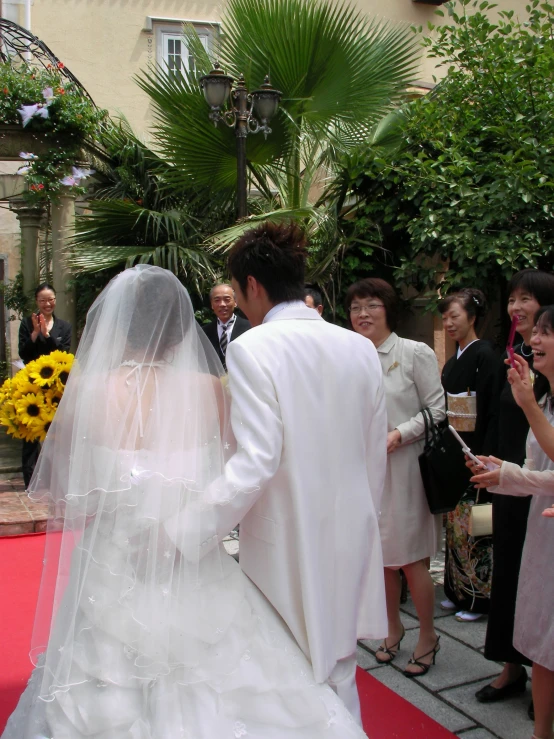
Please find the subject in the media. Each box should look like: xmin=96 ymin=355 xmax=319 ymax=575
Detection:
xmin=179 ymin=222 xmax=387 ymax=722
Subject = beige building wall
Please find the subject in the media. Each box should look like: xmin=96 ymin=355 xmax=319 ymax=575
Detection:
xmin=15 ymin=0 xmax=534 ymax=137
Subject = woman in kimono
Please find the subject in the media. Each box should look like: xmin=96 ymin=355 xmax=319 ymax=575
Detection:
xmin=346 ymin=278 xmax=445 ymax=676
xmin=470 ymin=316 xmax=554 ymax=739
xmin=438 ymin=289 xmax=500 ymax=621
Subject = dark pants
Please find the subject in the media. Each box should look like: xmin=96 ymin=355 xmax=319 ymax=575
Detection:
xmin=22 ymin=440 xmax=40 ymax=488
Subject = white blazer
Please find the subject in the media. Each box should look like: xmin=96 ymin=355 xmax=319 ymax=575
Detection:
xmin=169 ymin=302 xmax=388 ymax=682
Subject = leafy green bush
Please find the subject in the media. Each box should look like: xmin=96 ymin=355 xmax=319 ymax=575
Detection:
xmin=341 ymin=0 xmax=554 ymax=304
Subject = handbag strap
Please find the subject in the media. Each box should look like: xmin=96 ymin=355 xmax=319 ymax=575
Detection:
xmin=421 ymin=407 xmax=438 ymax=447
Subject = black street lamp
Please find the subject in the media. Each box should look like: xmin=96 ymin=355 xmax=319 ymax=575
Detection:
xmin=199 ymin=63 xmax=281 ymax=220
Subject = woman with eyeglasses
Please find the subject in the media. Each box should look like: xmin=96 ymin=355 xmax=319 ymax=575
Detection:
xmin=18 ymin=283 xmax=71 ymax=487
xmin=438 ymin=289 xmax=500 ymax=623
xmin=346 ymin=278 xmax=445 ymax=677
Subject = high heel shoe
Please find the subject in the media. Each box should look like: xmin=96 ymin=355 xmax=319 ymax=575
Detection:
xmin=375 ymin=627 xmax=405 ymax=664
xmin=403 ymin=636 xmax=441 ymax=677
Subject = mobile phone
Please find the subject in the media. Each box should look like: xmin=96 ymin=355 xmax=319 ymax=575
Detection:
xmin=506 ymin=315 xmax=519 ymax=369
xmin=448 ymin=425 xmax=487 ymax=469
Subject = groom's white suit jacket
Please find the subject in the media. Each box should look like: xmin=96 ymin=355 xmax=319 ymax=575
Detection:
xmin=170 ymin=301 xmax=388 ymax=683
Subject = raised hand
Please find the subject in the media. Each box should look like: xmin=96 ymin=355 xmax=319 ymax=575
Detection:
xmin=30 ymin=312 xmax=40 ymax=341
xmin=38 ymin=313 xmax=50 ymax=337
xmin=506 ymin=354 xmax=535 ymax=412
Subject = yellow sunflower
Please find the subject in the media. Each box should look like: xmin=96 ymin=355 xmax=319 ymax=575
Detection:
xmin=15 ymin=392 xmax=45 ymax=426
xmin=28 ymin=355 xmax=59 ymax=387
xmin=55 ymin=361 xmax=73 ymax=391
xmin=48 ymin=350 xmax=72 ymax=364
xmin=11 ymin=380 xmax=38 ymax=401
xmin=19 ymin=421 xmax=42 ymax=442
xmin=0 ymin=378 xmax=11 ymax=406
xmin=30 ymin=406 xmax=55 ymax=442
xmin=0 ymin=410 xmax=23 ymax=439
xmin=44 ymin=387 xmax=63 ymax=409
xmin=11 ymin=364 xmax=34 ymax=385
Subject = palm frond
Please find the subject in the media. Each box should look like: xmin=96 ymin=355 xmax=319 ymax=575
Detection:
xmin=133 ymin=0 xmax=419 ymax=204
xmin=68 ymin=243 xmax=217 ymax=293
xmin=219 ymin=0 xmax=420 ymax=137
xmin=73 ymin=200 xmax=200 ymax=249
xmin=208 ymin=206 xmax=325 ymax=252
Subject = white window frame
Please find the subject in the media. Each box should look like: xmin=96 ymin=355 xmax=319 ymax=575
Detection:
xmin=153 ymin=21 xmax=216 ymax=75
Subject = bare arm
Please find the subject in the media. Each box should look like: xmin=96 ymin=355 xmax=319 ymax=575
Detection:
xmin=164 ymin=341 xmax=283 ymax=558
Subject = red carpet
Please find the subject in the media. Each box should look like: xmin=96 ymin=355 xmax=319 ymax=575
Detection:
xmin=0 ymin=534 xmax=456 ymax=738
xmin=0 ymin=533 xmax=46 ymax=733
xmin=357 ymin=668 xmax=456 ymax=738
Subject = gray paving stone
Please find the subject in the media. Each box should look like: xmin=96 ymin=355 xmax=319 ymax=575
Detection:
xmin=441 ymin=677 xmax=532 ymax=739
xmin=378 ymin=630 xmax=499 ymax=692
xmin=369 ymin=664 xmax=476 ymax=734
xmin=435 ymin=613 xmax=489 ymax=650
xmin=356 ymin=644 xmax=384 ymax=671
xmin=455 ymin=730 xmax=498 ymax=739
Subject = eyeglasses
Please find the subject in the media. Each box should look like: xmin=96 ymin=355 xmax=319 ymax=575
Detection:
xmin=37 ymin=298 xmax=56 ymax=304
xmin=349 ymin=302 xmax=385 ymax=315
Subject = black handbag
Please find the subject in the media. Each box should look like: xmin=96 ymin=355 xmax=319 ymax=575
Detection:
xmin=418 ymin=408 xmax=471 ymax=514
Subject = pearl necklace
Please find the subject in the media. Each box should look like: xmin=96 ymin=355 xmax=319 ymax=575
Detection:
xmin=520 ymin=343 xmax=533 ymax=358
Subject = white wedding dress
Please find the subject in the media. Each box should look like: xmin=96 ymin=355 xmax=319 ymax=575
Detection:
xmin=3 ymin=450 xmax=366 ymax=739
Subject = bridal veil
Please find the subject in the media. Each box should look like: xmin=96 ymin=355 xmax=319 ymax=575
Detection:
xmin=27 ymin=265 xmax=244 ymax=714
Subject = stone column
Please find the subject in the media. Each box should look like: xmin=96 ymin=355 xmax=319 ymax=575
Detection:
xmin=9 ymin=198 xmax=45 ymax=297
xmin=51 ymin=194 xmax=77 ymax=351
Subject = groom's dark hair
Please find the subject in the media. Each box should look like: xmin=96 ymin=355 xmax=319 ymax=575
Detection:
xmin=228 ymin=221 xmax=307 ymax=303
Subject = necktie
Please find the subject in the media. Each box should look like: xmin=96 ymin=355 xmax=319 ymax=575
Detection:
xmin=220 ymin=323 xmax=229 ymax=358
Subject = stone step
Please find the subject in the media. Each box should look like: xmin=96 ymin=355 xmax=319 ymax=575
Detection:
xmin=0 ymin=485 xmax=48 ymax=536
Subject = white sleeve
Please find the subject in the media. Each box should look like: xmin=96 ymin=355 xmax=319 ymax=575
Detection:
xmin=491 ymin=460 xmax=554 ymax=497
xmin=366 ymin=371 xmax=388 ymax=513
xmin=396 ymin=342 xmax=445 ymax=445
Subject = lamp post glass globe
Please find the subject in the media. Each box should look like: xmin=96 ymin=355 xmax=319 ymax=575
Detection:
xmin=251 ymin=76 xmax=282 ymax=123
xmin=199 ymin=64 xmax=233 ymax=109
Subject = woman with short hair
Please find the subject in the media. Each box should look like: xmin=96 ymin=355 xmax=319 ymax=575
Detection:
xmin=346 ymin=277 xmax=445 ymax=676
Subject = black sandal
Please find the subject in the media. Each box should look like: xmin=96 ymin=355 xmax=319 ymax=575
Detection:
xmin=375 ymin=627 xmax=405 ymax=664
xmin=403 ymin=636 xmax=441 ymax=677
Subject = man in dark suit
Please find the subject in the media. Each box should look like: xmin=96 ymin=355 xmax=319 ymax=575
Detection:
xmin=202 ymin=283 xmax=251 ymax=370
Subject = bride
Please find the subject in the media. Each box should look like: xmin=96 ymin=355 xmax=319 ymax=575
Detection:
xmin=2 ymin=265 xmax=366 ymax=739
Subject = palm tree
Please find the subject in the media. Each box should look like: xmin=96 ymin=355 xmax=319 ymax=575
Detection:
xmin=70 ymin=0 xmax=419 ymax=299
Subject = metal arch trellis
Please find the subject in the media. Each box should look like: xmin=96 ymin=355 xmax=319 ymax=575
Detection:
xmin=0 ymin=18 xmax=95 ymax=104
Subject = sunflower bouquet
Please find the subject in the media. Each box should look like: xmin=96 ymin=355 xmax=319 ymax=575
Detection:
xmin=0 ymin=351 xmax=74 ymax=443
